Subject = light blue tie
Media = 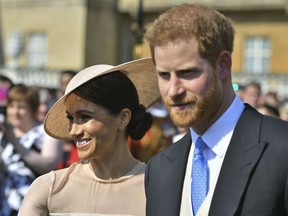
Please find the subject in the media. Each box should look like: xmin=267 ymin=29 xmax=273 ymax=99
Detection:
xmin=191 ymin=137 xmax=209 ymax=215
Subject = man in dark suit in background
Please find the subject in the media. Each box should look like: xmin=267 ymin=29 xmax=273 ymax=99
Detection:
xmin=144 ymin=3 xmax=288 ymax=216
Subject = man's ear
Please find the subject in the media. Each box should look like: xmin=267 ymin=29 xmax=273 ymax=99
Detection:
xmin=119 ymin=108 xmax=131 ymax=131
xmin=216 ymin=50 xmax=232 ymax=80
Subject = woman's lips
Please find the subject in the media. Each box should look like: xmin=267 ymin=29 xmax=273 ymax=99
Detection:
xmin=75 ymin=139 xmax=91 ymax=148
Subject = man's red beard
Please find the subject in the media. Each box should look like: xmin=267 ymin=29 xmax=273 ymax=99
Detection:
xmin=162 ymin=72 xmax=222 ymax=131
xmin=163 ymin=94 xmax=206 ymax=128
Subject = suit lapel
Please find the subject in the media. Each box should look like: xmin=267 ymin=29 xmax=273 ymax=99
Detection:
xmin=158 ymin=132 xmax=192 ymax=215
xmin=209 ymin=105 xmax=269 ymax=215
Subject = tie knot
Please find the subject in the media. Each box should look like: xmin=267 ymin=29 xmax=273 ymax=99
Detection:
xmin=195 ymin=137 xmax=206 ymax=154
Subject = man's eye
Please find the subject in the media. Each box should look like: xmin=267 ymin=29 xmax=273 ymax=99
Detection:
xmin=157 ymin=72 xmax=170 ymax=80
xmin=179 ymin=70 xmax=193 ymax=77
xmin=178 ymin=70 xmax=200 ymax=79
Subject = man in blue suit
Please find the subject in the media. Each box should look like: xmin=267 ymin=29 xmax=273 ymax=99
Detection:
xmin=144 ymin=3 xmax=288 ymax=216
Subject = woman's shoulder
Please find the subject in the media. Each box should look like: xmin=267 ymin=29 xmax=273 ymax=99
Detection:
xmin=34 ymin=162 xmax=86 ymax=192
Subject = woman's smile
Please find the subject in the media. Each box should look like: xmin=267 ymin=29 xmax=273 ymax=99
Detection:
xmin=75 ymin=138 xmax=92 ymax=148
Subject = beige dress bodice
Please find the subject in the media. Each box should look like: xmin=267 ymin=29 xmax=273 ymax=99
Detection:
xmin=18 ymin=162 xmax=146 ymax=216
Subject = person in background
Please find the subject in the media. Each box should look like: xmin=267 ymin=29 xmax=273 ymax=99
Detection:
xmin=257 ymin=103 xmax=280 ymax=118
xmin=56 ymin=70 xmax=77 ymax=100
xmin=18 ymin=58 xmax=159 ymax=215
xmin=0 ymin=84 xmax=62 ymax=216
xmin=144 ymin=3 xmax=288 ymax=215
xmin=262 ymin=91 xmax=279 ymax=110
xmin=37 ymin=70 xmax=77 ymax=124
xmin=242 ymin=81 xmax=262 ymax=108
xmin=37 ymin=87 xmax=55 ymax=123
xmin=278 ymin=100 xmax=288 ymax=121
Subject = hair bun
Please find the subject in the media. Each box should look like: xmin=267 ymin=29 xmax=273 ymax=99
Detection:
xmin=128 ymin=104 xmax=152 ymax=140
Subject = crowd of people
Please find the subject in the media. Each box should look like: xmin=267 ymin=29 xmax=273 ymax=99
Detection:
xmin=237 ymin=80 xmax=288 ymax=120
xmin=0 ymin=2 xmax=287 ymax=216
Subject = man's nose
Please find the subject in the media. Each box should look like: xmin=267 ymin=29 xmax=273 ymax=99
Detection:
xmin=167 ymin=75 xmax=185 ymax=97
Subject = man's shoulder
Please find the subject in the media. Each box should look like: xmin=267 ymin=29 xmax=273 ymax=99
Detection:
xmin=261 ymin=115 xmax=288 ymax=133
xmin=148 ymin=132 xmax=191 ymax=164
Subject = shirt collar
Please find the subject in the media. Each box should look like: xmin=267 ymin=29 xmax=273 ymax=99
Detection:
xmin=190 ymin=95 xmax=245 ymax=157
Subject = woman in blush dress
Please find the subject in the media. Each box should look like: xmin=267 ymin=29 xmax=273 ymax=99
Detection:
xmin=18 ymin=58 xmax=159 ymax=216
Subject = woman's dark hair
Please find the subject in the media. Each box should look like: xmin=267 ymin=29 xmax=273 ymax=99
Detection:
xmin=73 ymin=71 xmax=152 ymax=140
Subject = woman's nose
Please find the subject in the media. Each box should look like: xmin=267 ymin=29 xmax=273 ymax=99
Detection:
xmin=69 ymin=123 xmax=83 ymax=138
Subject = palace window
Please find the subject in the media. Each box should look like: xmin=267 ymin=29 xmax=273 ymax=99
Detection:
xmin=27 ymin=32 xmax=48 ymax=68
xmin=244 ymin=36 xmax=271 ymax=73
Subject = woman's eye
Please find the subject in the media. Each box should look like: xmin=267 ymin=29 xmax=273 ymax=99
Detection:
xmin=66 ymin=114 xmax=73 ymax=122
xmin=66 ymin=112 xmax=92 ymax=124
xmin=80 ymin=114 xmax=92 ymax=122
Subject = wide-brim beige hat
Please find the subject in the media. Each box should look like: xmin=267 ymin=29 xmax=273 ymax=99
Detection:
xmin=44 ymin=57 xmax=160 ymax=140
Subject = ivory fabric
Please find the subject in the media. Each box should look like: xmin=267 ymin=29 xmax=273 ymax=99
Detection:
xmin=18 ymin=162 xmax=146 ymax=216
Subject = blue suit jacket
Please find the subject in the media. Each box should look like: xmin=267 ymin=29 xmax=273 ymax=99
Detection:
xmin=145 ymin=104 xmax=288 ymax=216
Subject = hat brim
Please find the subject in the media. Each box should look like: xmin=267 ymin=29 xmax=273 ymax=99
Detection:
xmin=44 ymin=57 xmax=160 ymax=140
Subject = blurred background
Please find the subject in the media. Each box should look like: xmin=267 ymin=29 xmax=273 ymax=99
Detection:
xmin=0 ymin=0 xmax=288 ymax=99
xmin=2 ymin=1 xmax=288 ymax=214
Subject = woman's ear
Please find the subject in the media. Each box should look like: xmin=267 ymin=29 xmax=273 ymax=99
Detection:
xmin=119 ymin=108 xmax=131 ymax=131
xmin=216 ymin=50 xmax=232 ymax=80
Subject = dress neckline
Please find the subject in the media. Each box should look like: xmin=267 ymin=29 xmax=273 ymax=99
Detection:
xmin=84 ymin=161 xmax=145 ymax=183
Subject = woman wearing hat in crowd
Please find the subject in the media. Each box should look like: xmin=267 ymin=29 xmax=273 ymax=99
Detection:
xmin=18 ymin=58 xmax=159 ymax=216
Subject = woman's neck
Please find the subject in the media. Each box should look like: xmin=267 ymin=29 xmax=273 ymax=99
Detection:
xmin=89 ymin=148 xmax=139 ymax=180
